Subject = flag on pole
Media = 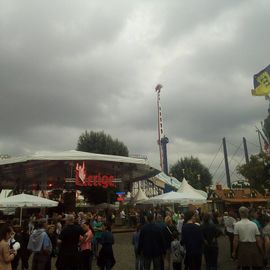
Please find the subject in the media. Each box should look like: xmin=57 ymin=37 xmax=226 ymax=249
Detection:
xmin=251 ymin=65 xmax=270 ymax=96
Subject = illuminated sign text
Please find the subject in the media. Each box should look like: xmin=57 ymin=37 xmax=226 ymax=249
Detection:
xmin=75 ymin=162 xmax=116 ymax=188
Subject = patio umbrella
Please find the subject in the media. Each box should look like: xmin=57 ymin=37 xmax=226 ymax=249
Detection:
xmin=0 ymin=193 xmax=58 ymax=226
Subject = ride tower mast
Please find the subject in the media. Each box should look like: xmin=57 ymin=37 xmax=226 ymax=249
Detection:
xmin=155 ymin=84 xmax=169 ymax=175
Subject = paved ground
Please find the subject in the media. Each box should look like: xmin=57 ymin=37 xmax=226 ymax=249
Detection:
xmin=100 ymin=233 xmax=236 ymax=270
xmin=44 ymin=232 xmax=236 ymax=270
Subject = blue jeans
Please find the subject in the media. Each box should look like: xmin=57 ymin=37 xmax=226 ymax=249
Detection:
xmin=143 ymin=256 xmax=163 ymax=270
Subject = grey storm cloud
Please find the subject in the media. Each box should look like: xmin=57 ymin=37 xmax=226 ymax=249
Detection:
xmin=0 ymin=0 xmax=269 ymax=185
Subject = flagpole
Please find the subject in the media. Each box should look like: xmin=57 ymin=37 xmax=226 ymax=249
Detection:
xmin=19 ymin=208 xmax=22 ymax=227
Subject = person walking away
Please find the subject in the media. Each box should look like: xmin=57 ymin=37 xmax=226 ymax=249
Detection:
xmin=163 ymin=216 xmax=177 ymax=270
xmin=200 ymin=213 xmax=222 ymax=270
xmin=172 ymin=212 xmax=179 ymax=226
xmin=47 ymin=225 xmax=58 ymax=259
xmin=97 ymin=223 xmax=115 ymax=270
xmin=132 ymin=224 xmax=143 ymax=270
xmin=176 ymin=214 xmax=184 ymax=240
xmin=232 ymin=206 xmax=263 ymax=270
xmin=181 ymin=211 xmax=203 ymax=270
xmin=171 ymin=231 xmax=185 ymax=270
xmin=262 ymin=215 xmax=270 ymax=267
xmin=139 ymin=210 xmax=146 ymax=225
xmin=250 ymin=209 xmax=263 ymax=231
xmin=223 ymin=211 xmax=236 ymax=258
xmin=120 ymin=210 xmax=126 ymax=226
xmin=93 ymin=216 xmax=103 ymax=257
xmin=56 ymin=214 xmax=85 ymax=270
xmin=27 ymin=219 xmax=52 ymax=270
xmin=138 ymin=213 xmax=166 ymax=270
xmin=79 ymin=222 xmax=94 ymax=270
xmin=0 ymin=224 xmax=16 ymax=270
xmin=55 ymin=217 xmax=62 ymax=237
xmin=13 ymin=221 xmax=31 ymax=270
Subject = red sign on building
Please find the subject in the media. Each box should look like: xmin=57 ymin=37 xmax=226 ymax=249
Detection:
xmin=75 ymin=162 xmax=116 ymax=188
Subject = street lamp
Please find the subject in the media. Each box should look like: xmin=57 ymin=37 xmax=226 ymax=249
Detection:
xmin=197 ymin=174 xmax=201 ymax=189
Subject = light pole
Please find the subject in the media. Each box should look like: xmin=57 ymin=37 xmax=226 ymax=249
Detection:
xmin=197 ymin=174 xmax=201 ymax=189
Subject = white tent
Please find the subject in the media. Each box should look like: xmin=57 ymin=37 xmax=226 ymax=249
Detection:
xmin=143 ymin=191 xmax=184 ymax=204
xmin=177 ymin=178 xmax=207 ymax=199
xmin=143 ymin=190 xmax=206 ymax=205
xmin=143 ymin=177 xmax=208 ymax=206
xmin=0 ymin=193 xmax=58 ymax=225
xmin=132 ymin=188 xmax=149 ymax=204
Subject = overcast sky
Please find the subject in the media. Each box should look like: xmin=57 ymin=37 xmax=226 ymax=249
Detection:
xmin=0 ymin=0 xmax=269 ymax=185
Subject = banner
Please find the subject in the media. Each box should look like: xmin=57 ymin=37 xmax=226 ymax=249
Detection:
xmin=251 ymin=64 xmax=270 ymax=96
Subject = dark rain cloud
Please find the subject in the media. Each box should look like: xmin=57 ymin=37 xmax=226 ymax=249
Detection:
xmin=0 ymin=0 xmax=269 ymax=183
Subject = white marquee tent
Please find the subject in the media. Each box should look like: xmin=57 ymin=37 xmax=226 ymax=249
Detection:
xmin=143 ymin=178 xmax=207 ymax=206
xmin=177 ymin=178 xmax=207 ymax=199
xmin=132 ymin=187 xmax=149 ymax=204
xmin=143 ymin=191 xmax=206 ymax=205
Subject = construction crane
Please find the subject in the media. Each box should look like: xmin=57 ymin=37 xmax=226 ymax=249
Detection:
xmin=155 ymin=84 xmax=169 ymax=175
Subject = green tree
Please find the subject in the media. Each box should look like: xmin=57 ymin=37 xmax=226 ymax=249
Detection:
xmin=170 ymin=156 xmax=212 ymax=190
xmin=77 ymin=130 xmax=129 ymax=156
xmin=236 ymin=153 xmax=270 ymax=193
xmin=76 ymin=131 xmax=129 ymax=203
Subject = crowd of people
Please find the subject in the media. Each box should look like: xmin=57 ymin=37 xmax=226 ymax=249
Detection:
xmin=0 ymin=205 xmax=270 ymax=270
xmin=133 ymin=205 xmax=270 ymax=270
xmin=0 ymin=211 xmax=115 ymax=270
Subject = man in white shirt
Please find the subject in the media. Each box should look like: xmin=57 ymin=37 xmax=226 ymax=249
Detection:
xmin=176 ymin=213 xmax=184 ymax=239
xmin=232 ymin=206 xmax=263 ymax=270
xmin=120 ymin=210 xmax=126 ymax=225
xmin=223 ymin=211 xmax=236 ymax=258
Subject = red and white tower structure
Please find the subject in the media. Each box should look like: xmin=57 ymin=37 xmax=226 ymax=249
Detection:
xmin=155 ymin=84 xmax=169 ymax=175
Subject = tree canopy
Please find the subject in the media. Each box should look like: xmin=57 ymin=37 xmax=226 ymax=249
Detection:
xmin=76 ymin=130 xmax=129 ymax=204
xmin=170 ymin=156 xmax=212 ymax=190
xmin=77 ymin=130 xmax=129 ymax=156
xmin=236 ymin=153 xmax=270 ymax=193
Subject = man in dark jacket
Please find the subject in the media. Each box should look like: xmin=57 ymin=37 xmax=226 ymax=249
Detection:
xmin=138 ymin=213 xmax=166 ymax=270
xmin=201 ymin=213 xmax=222 ymax=270
xmin=181 ymin=211 xmax=203 ymax=270
xmin=56 ymin=215 xmax=85 ymax=270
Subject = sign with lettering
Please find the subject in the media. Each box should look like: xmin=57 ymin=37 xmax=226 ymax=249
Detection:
xmin=75 ymin=162 xmax=116 ymax=188
xmin=116 ymin=191 xmax=125 ymax=201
